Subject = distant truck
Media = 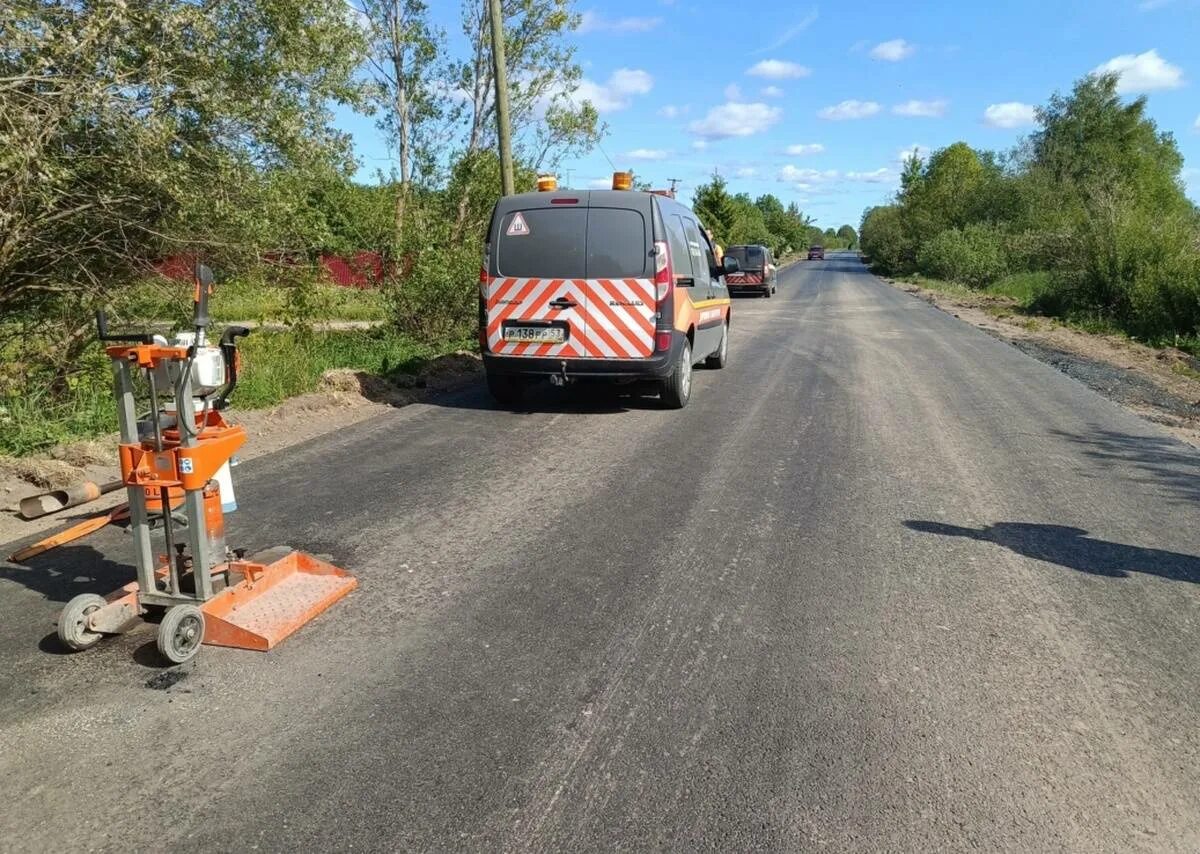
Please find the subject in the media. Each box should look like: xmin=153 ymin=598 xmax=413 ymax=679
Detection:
xmin=722 ymin=244 xmax=777 ymax=298
xmin=807 ymin=245 xmax=825 ymax=261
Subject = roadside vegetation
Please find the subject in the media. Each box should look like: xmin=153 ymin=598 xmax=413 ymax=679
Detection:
xmin=859 ymin=74 xmax=1200 ymax=354
xmin=0 ymin=0 xmax=602 ymax=456
xmin=692 ymin=174 xmax=857 ymax=255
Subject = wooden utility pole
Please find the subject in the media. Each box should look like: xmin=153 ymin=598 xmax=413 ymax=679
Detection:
xmin=487 ymin=0 xmax=515 ymax=195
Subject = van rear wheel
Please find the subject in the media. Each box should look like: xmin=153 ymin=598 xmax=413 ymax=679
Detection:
xmin=486 ymin=371 xmax=526 ymax=407
xmin=660 ymin=340 xmax=692 ymax=409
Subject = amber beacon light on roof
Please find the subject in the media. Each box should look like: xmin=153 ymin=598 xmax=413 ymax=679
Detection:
xmin=612 ymin=170 xmax=633 ymax=190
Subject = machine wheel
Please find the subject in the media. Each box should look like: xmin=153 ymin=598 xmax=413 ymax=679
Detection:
xmin=486 ymin=371 xmax=525 ymax=407
xmin=763 ymin=286 xmax=772 ymax=298
xmin=58 ymin=593 xmax=108 ymax=651
xmin=660 ymin=339 xmax=693 ymax=409
xmin=157 ymin=604 xmax=205 ymax=664
xmin=705 ymin=323 xmax=729 ymax=370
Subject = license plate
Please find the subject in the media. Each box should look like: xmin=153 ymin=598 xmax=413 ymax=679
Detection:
xmin=504 ymin=326 xmax=565 ymax=344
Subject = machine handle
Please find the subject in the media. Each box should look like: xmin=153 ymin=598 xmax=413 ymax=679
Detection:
xmin=214 ymin=325 xmax=252 ymax=410
xmin=95 ymin=309 xmax=154 ymax=344
xmin=193 ymin=263 xmax=214 ymax=331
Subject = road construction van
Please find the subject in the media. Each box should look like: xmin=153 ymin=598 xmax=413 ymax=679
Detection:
xmin=723 ymin=244 xmax=777 ymax=297
xmin=479 ymin=173 xmax=738 ymax=408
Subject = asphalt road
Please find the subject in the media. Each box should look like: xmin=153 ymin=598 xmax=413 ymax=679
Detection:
xmin=3 ymin=253 xmax=1199 ymax=852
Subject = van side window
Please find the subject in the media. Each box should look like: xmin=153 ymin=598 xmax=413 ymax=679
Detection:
xmin=668 ymin=214 xmax=693 ymax=284
xmin=682 ymin=218 xmax=711 ymax=288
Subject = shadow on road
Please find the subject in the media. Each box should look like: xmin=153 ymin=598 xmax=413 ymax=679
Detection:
xmin=1049 ymin=428 xmax=1200 ymax=504
xmin=421 ymin=378 xmax=672 ymax=415
xmin=0 ymin=543 xmax=133 ymax=604
xmin=904 ymin=520 xmax=1200 ymax=584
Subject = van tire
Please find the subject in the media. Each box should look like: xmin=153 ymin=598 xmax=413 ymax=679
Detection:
xmin=705 ymin=323 xmax=728 ymax=370
xmin=762 ymin=286 xmax=772 ymax=298
xmin=486 ymin=371 xmax=525 ymax=407
xmin=660 ymin=339 xmax=692 ymax=409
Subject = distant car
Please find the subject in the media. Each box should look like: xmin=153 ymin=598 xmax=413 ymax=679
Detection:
xmin=807 ymin=245 xmax=825 ymax=261
xmin=722 ymin=244 xmax=777 ymax=298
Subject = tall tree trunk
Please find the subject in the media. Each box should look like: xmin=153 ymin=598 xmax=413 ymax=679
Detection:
xmin=390 ymin=11 xmax=410 ymax=252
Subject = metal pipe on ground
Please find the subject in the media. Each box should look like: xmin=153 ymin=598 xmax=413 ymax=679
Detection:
xmin=18 ymin=480 xmax=123 ymax=520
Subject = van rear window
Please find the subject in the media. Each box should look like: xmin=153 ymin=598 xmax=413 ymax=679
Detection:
xmin=496 ymin=209 xmax=585 ymax=279
xmin=495 ymin=207 xmax=646 ymax=279
xmin=726 ymin=246 xmax=764 ymax=267
xmin=585 ymin=208 xmax=647 ymax=278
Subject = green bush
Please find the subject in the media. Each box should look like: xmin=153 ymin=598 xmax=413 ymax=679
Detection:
xmin=859 ymin=206 xmax=912 ymax=275
xmin=917 ymin=224 xmax=1008 ymax=288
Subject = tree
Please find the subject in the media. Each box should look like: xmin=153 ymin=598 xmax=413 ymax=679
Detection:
xmin=0 ymin=0 xmax=367 ymax=382
xmin=447 ymin=0 xmax=600 ymax=243
xmin=352 ymin=0 xmax=442 ymax=252
xmin=836 ymin=225 xmax=858 ymax=248
xmin=692 ymin=173 xmax=736 ymax=243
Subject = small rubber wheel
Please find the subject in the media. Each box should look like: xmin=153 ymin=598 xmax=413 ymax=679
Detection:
xmin=486 ymin=371 xmax=525 ymax=407
xmin=157 ymin=604 xmax=205 ymax=664
xmin=58 ymin=593 xmax=107 ymax=651
xmin=660 ymin=339 xmax=693 ymax=409
xmin=763 ymin=286 xmax=772 ymax=298
xmin=705 ymin=323 xmax=728 ymax=370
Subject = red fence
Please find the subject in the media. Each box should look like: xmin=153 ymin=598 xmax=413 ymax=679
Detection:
xmin=153 ymin=252 xmax=388 ymax=289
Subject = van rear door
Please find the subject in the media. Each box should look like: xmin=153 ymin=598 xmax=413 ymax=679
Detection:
xmin=487 ymin=206 xmax=589 ymax=358
xmin=580 ymin=206 xmax=653 ymax=359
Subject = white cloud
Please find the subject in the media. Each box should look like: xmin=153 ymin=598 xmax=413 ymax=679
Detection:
xmin=893 ymin=99 xmax=948 ymax=118
xmin=689 ymin=102 xmax=782 ymax=140
xmin=870 ymin=39 xmax=915 ymax=61
xmin=746 ymin=59 xmax=811 ymax=80
xmin=785 ymin=143 xmax=825 ymax=156
xmin=1139 ymin=0 xmax=1177 ymax=9
xmin=735 ymin=167 xmax=758 ymax=178
xmin=658 ymin=104 xmax=688 ymax=119
xmin=1195 ymin=114 xmax=1200 ymax=130
xmin=983 ymin=101 xmax=1037 ymax=128
xmin=578 ymin=11 xmax=663 ymax=33
xmin=752 ymin=8 xmax=819 ymax=54
xmin=587 ymin=178 xmax=614 ymax=189
xmin=818 ymin=100 xmax=880 ymax=120
xmin=897 ymin=144 xmax=931 ymax=164
xmin=692 ymin=140 xmax=708 ymax=150
xmin=1093 ymin=49 xmax=1184 ymax=94
xmin=846 ymin=167 xmax=896 ymax=183
xmin=571 ymin=68 xmax=654 ymax=112
xmin=761 ymin=85 xmax=784 ymax=98
xmin=778 ymin=165 xmax=839 ymax=184
xmin=724 ymin=83 xmax=743 ymax=100
xmin=625 ymin=148 xmax=670 ymax=161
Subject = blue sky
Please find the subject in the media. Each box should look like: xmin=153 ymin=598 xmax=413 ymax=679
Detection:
xmin=343 ymin=0 xmax=1200 ymax=229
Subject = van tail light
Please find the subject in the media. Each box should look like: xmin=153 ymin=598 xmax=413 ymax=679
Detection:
xmin=654 ymin=240 xmax=672 ymax=303
xmin=479 ymin=243 xmax=490 ymax=298
xmin=653 ymin=240 xmax=672 ymax=351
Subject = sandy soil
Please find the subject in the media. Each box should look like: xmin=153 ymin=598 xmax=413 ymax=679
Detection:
xmin=888 ymin=279 xmax=1200 ymax=448
xmin=0 ymin=352 xmax=482 ymax=546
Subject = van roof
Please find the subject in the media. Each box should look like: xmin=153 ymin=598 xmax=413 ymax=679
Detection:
xmin=493 ymin=189 xmax=655 ymax=214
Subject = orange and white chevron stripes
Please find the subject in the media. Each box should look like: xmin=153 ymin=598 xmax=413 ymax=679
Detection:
xmin=725 ymin=272 xmax=763 ymax=285
xmin=485 ymin=277 xmax=656 ymax=359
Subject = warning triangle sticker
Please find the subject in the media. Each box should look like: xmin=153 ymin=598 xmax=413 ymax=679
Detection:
xmin=506 ymin=212 xmax=530 ymax=237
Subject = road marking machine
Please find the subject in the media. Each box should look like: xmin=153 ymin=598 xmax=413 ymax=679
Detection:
xmin=55 ymin=265 xmax=356 ymax=663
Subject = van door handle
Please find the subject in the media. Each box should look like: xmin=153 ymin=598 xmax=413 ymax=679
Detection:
xmin=549 ymin=297 xmax=577 ymax=309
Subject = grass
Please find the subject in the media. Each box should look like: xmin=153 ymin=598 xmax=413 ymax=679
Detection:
xmin=0 ymin=327 xmax=470 ymax=457
xmin=121 ymin=276 xmax=387 ymax=325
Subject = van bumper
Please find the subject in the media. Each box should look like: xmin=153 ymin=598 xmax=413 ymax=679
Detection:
xmin=482 ymin=331 xmax=682 ymax=380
